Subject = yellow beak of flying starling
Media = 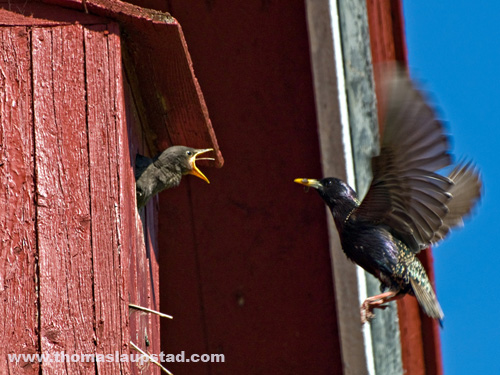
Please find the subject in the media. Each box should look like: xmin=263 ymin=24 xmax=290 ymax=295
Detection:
xmin=294 ymin=178 xmax=322 ymax=191
xmin=188 ymin=148 xmax=214 ymax=184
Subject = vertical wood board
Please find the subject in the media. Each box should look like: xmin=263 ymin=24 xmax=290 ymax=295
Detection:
xmin=32 ymin=24 xmax=96 ymax=373
xmin=84 ymin=23 xmax=131 ymax=374
xmin=0 ymin=26 xmax=38 ymax=374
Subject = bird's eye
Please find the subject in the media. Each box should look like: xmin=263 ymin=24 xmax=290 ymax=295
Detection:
xmin=326 ymin=180 xmax=332 ymax=187
xmin=186 ymin=150 xmax=193 ymax=156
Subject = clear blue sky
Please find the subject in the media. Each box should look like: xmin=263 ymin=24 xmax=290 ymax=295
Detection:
xmin=403 ymin=1 xmax=500 ymax=374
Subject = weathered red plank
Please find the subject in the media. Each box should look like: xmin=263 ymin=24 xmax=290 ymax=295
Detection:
xmin=145 ymin=208 xmax=161 ymax=363
xmin=32 ymin=24 xmax=91 ymax=371
xmin=84 ymin=23 xmax=131 ymax=374
xmin=105 ymin=24 xmax=140 ymax=371
xmin=32 ymin=25 xmax=96 ymax=374
xmin=389 ymin=0 xmax=408 ymax=64
xmin=367 ymin=0 xmax=397 ymax=64
xmin=127 ymin=209 xmax=160 ymax=375
xmin=131 ymin=207 xmax=161 ymax=374
xmin=0 ymin=26 xmax=38 ymax=374
xmin=122 ymin=59 xmax=161 ymax=368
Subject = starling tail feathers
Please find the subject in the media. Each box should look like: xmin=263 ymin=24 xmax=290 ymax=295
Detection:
xmin=410 ymin=276 xmax=444 ymax=320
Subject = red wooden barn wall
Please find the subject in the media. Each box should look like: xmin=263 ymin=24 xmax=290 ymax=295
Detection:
xmin=0 ymin=4 xmax=161 ymax=373
xmin=0 ymin=1 xmax=445 ymax=374
xmin=0 ymin=21 xmax=39 ymax=374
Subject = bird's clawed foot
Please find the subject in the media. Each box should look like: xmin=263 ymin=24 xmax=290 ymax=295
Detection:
xmin=360 ymin=291 xmax=402 ymax=324
xmin=361 ymin=300 xmax=388 ymax=323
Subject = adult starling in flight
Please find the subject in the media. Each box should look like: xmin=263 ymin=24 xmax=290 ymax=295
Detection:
xmin=135 ymin=145 xmax=213 ymax=209
xmin=295 ymin=68 xmax=481 ymax=323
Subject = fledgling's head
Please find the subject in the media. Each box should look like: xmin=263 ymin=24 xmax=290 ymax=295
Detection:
xmin=156 ymin=146 xmax=214 ymax=183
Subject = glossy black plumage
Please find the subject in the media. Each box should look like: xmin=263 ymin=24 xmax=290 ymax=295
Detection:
xmin=295 ymin=68 xmax=481 ymax=322
xmin=135 ymin=146 xmax=213 ymax=209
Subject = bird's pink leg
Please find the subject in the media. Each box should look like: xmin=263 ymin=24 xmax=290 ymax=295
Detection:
xmin=360 ymin=291 xmax=404 ymax=323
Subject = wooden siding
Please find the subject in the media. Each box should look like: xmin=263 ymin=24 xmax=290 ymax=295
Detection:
xmin=0 ymin=5 xmax=156 ymax=374
xmin=0 ymin=25 xmax=39 ymax=374
xmin=33 ymin=24 xmax=97 ymax=374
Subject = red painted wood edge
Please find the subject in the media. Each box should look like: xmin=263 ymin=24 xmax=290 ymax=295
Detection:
xmin=85 ymin=23 xmax=132 ymax=374
xmin=42 ymin=0 xmax=224 ymax=167
xmin=366 ymin=1 xmax=443 ymax=374
xmin=0 ymin=1 xmax=107 ymax=25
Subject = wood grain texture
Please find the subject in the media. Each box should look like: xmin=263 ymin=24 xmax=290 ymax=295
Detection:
xmin=0 ymin=26 xmax=38 ymax=374
xmin=0 ymin=4 xmax=165 ymax=373
xmin=133 ymin=207 xmax=161 ymax=373
xmin=84 ymin=23 xmax=132 ymax=374
xmin=33 ymin=25 xmax=96 ymax=374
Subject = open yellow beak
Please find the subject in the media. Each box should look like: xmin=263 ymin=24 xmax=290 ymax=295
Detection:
xmin=188 ymin=148 xmax=214 ymax=184
xmin=294 ymin=178 xmax=321 ymax=189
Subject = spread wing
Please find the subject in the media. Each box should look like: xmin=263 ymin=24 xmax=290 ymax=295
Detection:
xmin=430 ymin=161 xmax=482 ymax=244
xmin=353 ymin=66 xmax=454 ymax=252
